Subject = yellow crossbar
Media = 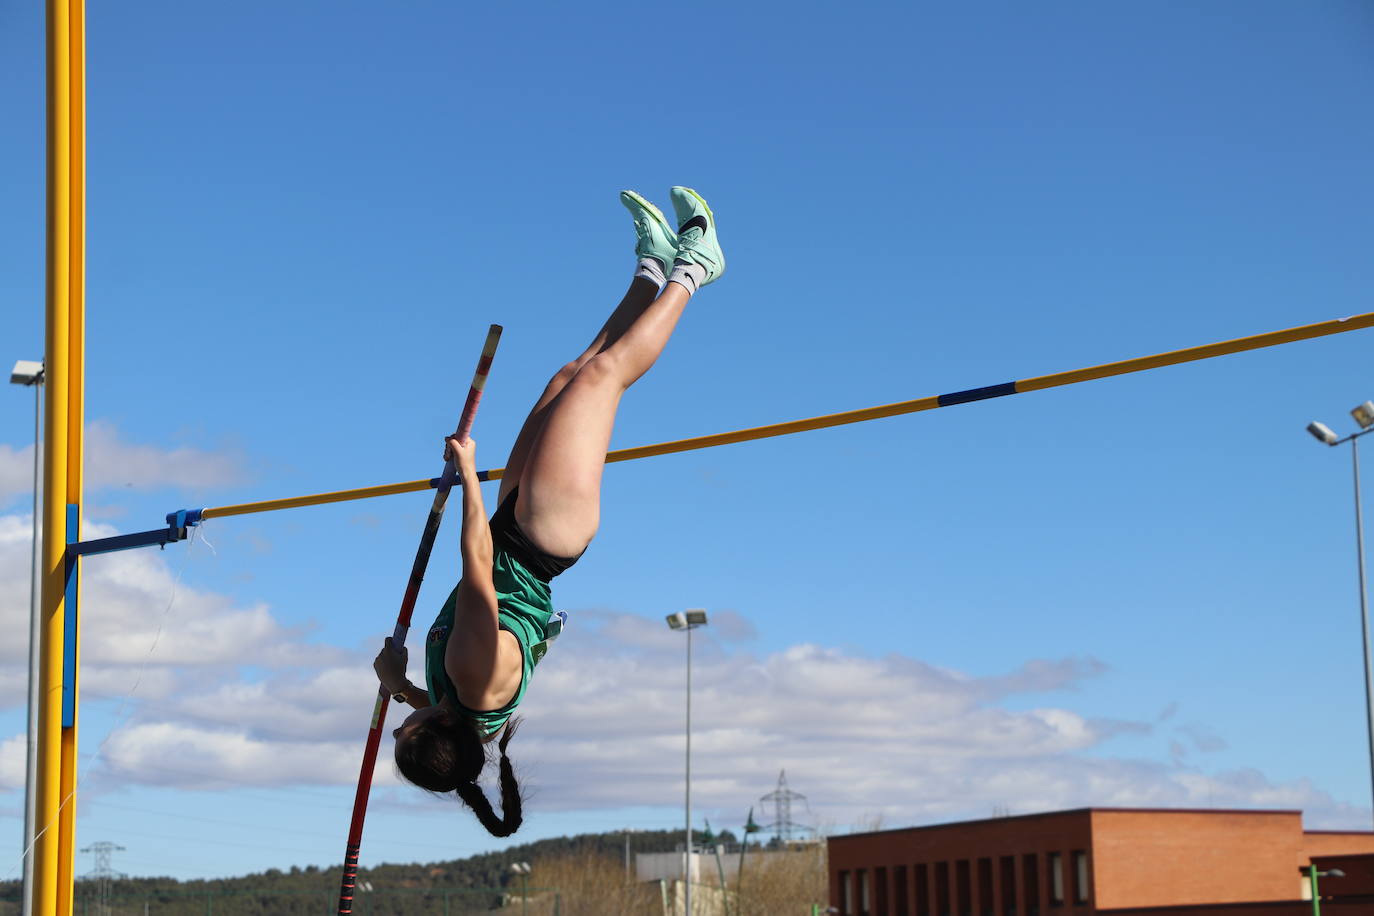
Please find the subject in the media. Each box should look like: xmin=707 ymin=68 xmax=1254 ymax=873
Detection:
xmin=199 ymin=310 xmax=1374 ymax=522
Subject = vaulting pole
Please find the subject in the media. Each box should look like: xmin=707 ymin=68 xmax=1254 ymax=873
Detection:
xmin=36 ymin=0 xmax=85 ymax=913
xmin=336 ymin=325 xmax=501 ymax=915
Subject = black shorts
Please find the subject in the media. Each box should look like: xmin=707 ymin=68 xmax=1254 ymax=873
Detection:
xmin=488 ymin=487 xmax=582 ymax=582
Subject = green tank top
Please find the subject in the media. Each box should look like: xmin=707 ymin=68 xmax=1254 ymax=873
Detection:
xmin=423 ymin=547 xmax=564 ymax=736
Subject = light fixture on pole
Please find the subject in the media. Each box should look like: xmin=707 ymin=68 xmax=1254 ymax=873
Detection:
xmin=10 ymin=361 xmax=43 ymax=385
xmin=666 ymin=609 xmax=708 ymax=916
xmin=1306 ymin=400 xmax=1374 ymax=829
xmin=10 ymin=359 xmax=43 ymax=916
xmin=1307 ymin=865 xmax=1345 ymax=916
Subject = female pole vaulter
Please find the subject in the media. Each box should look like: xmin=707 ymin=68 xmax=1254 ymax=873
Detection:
xmin=372 ymin=187 xmax=725 ymax=836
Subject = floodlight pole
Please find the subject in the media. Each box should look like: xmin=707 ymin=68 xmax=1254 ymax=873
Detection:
xmin=11 ymin=362 xmax=44 ymax=916
xmin=1308 ymin=416 xmax=1374 ymax=828
xmin=24 ymin=374 xmax=41 ymax=916
xmin=666 ymin=610 xmax=708 ymax=916
xmin=685 ymin=619 xmax=694 ymax=916
xmin=1350 ymin=434 xmax=1374 ymax=828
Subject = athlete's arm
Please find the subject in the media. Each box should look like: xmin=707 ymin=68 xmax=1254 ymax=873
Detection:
xmin=444 ymin=437 xmax=504 ymax=695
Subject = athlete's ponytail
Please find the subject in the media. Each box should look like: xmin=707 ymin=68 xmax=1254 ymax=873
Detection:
xmin=394 ymin=709 xmax=524 ymax=837
xmin=453 ymin=723 xmax=523 ymax=837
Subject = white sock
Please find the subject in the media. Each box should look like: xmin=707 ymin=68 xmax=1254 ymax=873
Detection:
xmin=667 ymin=260 xmax=707 ymax=296
xmin=635 ymin=257 xmax=666 ymax=287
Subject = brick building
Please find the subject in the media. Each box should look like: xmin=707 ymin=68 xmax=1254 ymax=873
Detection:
xmin=827 ymin=808 xmax=1374 ymax=916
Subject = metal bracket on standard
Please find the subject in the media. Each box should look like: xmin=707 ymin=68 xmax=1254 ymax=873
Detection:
xmin=67 ymin=507 xmax=204 ymax=558
xmin=165 ymin=507 xmax=204 ymax=541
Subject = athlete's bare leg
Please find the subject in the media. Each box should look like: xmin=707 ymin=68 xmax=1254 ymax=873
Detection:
xmin=512 ymin=280 xmax=693 ymax=556
xmin=496 ymin=276 xmax=661 ymax=505
xmin=499 ymin=186 xmax=722 ymax=554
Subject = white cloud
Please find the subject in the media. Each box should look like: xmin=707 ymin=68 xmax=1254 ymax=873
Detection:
xmin=49 ymin=606 xmax=1367 ymax=833
xmin=0 ymin=518 xmax=1365 ymax=832
xmin=0 ymin=514 xmax=40 ymax=670
xmin=0 ymin=505 xmax=375 ymax=794
xmin=0 ymin=734 xmax=26 ymax=792
xmin=83 ymin=421 xmax=247 ymax=492
xmin=99 ymin=723 xmax=363 ymax=790
xmin=0 ymin=444 xmax=34 ymax=509
xmin=165 ymin=667 xmax=381 ymax=741
xmin=505 ymin=613 xmax=1367 ymax=830
xmin=0 ymin=514 xmax=345 ymax=682
xmin=0 ymin=420 xmax=248 ymax=508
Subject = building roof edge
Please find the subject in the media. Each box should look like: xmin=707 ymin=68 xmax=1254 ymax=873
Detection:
xmin=827 ymin=807 xmax=1305 ymax=841
xmin=1305 ymin=829 xmax=1374 ymax=836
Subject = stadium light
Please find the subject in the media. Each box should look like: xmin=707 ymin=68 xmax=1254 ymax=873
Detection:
xmin=665 ymin=609 xmax=708 ymax=916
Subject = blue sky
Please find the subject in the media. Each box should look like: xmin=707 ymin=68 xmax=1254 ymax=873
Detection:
xmin=2 ymin=0 xmax=1374 ymax=882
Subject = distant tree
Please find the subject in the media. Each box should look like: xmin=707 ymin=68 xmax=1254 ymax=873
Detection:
xmin=0 ymin=826 xmax=708 ymax=914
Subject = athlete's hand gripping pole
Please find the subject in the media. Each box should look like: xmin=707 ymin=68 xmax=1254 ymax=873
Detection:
xmin=337 ymin=324 xmax=502 ymax=915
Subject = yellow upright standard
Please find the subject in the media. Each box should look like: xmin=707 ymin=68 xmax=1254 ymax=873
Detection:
xmin=36 ymin=0 xmax=86 ymax=914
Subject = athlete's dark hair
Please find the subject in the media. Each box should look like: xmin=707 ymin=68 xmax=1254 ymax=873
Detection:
xmin=394 ymin=707 xmax=522 ymax=837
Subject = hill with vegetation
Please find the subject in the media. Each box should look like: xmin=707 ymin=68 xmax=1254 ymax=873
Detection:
xmin=0 ymin=827 xmax=766 ymax=915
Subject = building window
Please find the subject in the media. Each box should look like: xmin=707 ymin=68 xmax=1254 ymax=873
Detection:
xmin=877 ymin=866 xmax=890 ymax=916
xmin=860 ymin=869 xmax=871 ymax=916
xmin=915 ymin=864 xmax=931 ymax=916
xmin=842 ymin=871 xmax=853 ymax=916
xmin=1023 ymin=854 xmax=1040 ymax=916
xmin=895 ymin=865 xmax=910 ymax=916
xmin=936 ymin=861 xmax=951 ymax=916
xmin=977 ymin=858 xmax=994 ymax=916
xmin=999 ymin=856 xmax=1017 ymax=916
xmin=1072 ymin=852 xmax=1089 ymax=904
xmin=956 ymin=860 xmax=972 ymax=916
xmin=1048 ymin=853 xmax=1063 ymax=906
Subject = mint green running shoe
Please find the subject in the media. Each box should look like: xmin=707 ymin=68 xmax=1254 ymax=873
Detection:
xmin=620 ymin=190 xmax=678 ymax=269
xmin=669 ymin=186 xmax=725 ymax=285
